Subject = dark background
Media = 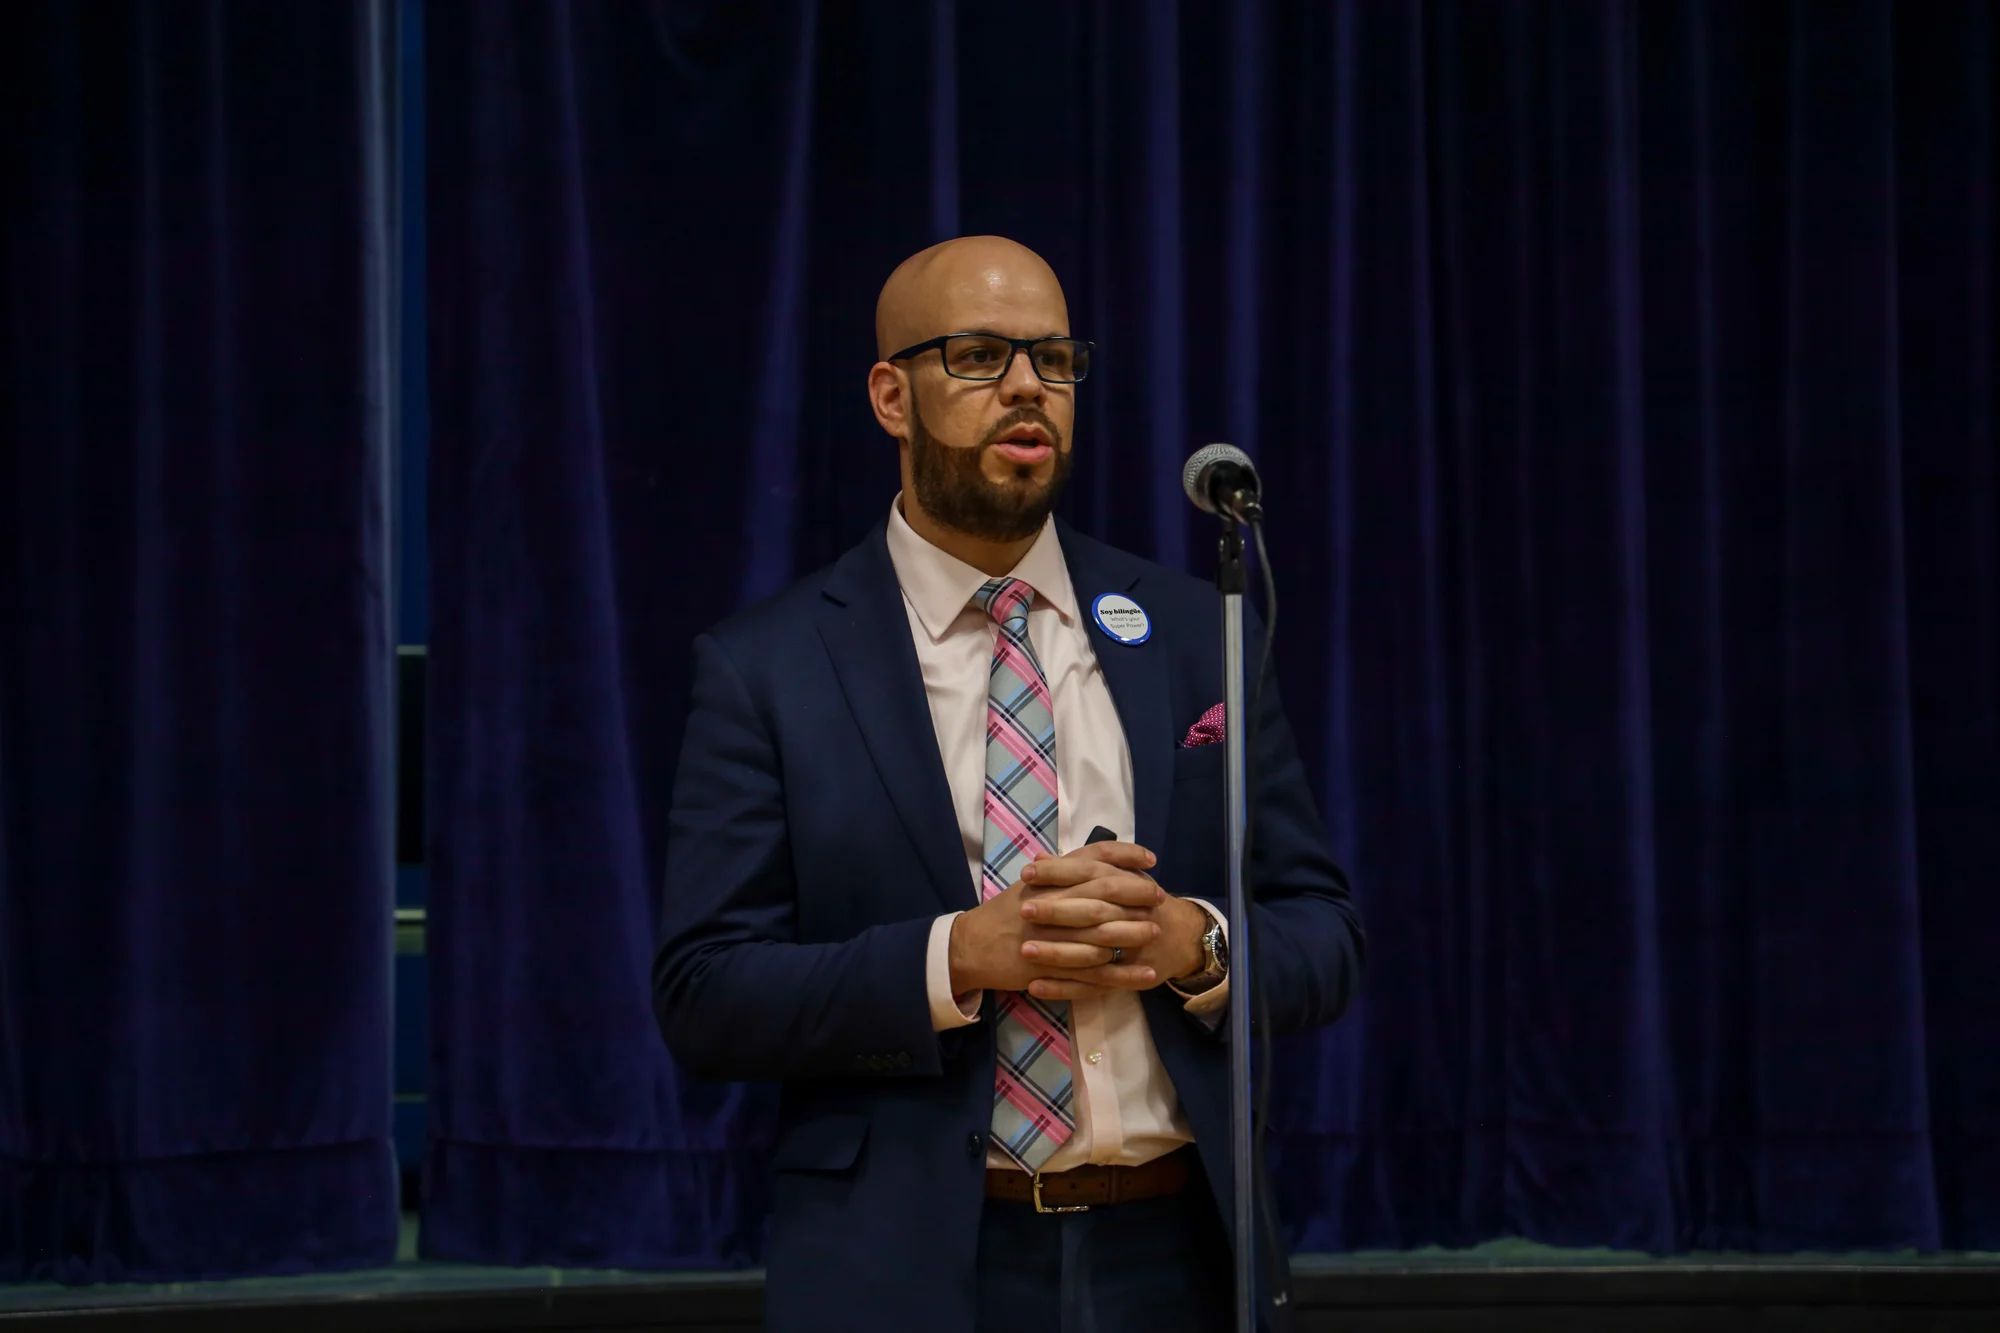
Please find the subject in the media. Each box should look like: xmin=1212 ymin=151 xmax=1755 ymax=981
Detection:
xmin=4 ymin=0 xmax=1997 ymax=1284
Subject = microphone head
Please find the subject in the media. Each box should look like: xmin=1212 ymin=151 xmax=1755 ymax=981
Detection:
xmin=1182 ymin=442 xmax=1259 ymax=514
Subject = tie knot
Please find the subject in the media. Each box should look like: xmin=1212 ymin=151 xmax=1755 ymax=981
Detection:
xmin=973 ymin=577 xmax=1035 ymax=630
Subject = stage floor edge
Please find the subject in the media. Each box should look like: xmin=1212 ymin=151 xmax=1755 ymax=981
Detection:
xmin=4 ymin=1229 xmax=1999 ymax=1333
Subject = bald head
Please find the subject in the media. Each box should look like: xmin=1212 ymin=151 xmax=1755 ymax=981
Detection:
xmin=875 ymin=236 xmax=1069 ymax=359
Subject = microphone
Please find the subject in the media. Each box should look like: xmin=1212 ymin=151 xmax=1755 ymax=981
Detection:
xmin=1181 ymin=443 xmax=1262 ymax=521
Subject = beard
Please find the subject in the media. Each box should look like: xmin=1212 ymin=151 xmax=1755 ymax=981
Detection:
xmin=906 ymin=388 xmax=1073 ymax=542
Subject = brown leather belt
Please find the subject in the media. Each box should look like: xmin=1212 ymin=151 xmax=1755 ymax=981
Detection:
xmin=984 ymin=1146 xmax=1195 ymax=1213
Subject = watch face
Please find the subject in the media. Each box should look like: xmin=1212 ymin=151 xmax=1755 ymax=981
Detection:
xmin=1208 ymin=922 xmax=1229 ymax=974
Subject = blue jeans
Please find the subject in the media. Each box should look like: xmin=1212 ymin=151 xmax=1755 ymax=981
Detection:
xmin=974 ymin=1182 xmax=1234 ymax=1333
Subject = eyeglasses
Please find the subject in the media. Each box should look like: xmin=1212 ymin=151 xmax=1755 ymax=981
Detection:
xmin=887 ymin=333 xmax=1093 ymax=384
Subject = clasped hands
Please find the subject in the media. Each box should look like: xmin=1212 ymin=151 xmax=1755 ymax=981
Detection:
xmin=947 ymin=841 xmax=1209 ymax=1001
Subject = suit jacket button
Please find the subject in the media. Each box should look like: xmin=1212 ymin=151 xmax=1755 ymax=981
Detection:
xmin=967 ymin=1131 xmax=984 ymax=1157
xmin=895 ymin=1052 xmax=911 ymax=1068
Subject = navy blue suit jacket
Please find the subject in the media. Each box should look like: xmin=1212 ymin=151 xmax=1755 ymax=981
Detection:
xmin=654 ymin=519 xmax=1363 ymax=1332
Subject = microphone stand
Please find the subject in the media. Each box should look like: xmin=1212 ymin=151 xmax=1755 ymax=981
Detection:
xmin=1214 ymin=508 xmax=1258 ymax=1333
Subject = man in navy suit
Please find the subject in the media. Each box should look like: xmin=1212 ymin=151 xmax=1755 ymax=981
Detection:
xmin=654 ymin=236 xmax=1362 ymax=1332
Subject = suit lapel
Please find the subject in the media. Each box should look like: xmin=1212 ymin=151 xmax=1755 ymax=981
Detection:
xmin=817 ymin=524 xmax=972 ymax=913
xmin=1057 ymin=521 xmax=1174 ymax=858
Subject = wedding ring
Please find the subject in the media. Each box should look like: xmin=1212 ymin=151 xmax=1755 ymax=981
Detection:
xmin=1111 ymin=947 xmax=1125 ymax=965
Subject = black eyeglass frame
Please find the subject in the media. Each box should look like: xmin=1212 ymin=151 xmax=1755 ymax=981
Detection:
xmin=886 ymin=333 xmax=1095 ymax=384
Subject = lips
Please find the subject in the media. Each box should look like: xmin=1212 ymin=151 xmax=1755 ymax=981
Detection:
xmin=992 ymin=442 xmax=1052 ymax=465
xmin=990 ymin=422 xmax=1054 ymax=466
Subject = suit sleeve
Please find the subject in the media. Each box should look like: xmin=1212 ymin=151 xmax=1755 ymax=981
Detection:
xmin=1233 ymin=604 xmax=1367 ymax=1039
xmin=652 ymin=632 xmax=943 ymax=1082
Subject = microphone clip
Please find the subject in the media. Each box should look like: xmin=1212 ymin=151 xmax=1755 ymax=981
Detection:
xmin=1218 ymin=487 xmax=1264 ymax=524
xmin=1216 ymin=514 xmax=1249 ymax=596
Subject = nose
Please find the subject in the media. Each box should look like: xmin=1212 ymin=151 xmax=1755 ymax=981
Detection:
xmin=996 ymin=347 xmax=1046 ymax=407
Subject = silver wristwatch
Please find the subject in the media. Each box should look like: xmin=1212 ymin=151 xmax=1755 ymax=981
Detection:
xmin=1168 ymin=918 xmax=1228 ymax=997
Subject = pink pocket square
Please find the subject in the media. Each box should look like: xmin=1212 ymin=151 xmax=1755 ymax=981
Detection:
xmin=1181 ymin=702 xmax=1226 ymax=747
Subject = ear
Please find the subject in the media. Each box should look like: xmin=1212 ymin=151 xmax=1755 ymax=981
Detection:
xmin=867 ymin=362 xmax=911 ymax=440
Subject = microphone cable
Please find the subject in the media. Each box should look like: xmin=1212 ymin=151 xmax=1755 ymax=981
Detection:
xmin=1244 ymin=513 xmax=1286 ymax=1310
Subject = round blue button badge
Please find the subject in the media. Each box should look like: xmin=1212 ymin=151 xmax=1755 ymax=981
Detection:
xmin=1091 ymin=592 xmax=1152 ymax=646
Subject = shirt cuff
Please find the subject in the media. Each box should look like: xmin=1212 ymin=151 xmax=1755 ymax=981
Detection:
xmin=926 ymin=913 xmax=983 ymax=1032
xmin=1174 ymin=898 xmax=1230 ymax=1021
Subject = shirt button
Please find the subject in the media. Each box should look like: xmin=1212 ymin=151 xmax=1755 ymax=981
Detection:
xmin=1087 ymin=1051 xmax=1103 ymax=1065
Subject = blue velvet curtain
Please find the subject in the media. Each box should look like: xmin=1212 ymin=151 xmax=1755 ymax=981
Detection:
xmin=0 ymin=0 xmax=399 ymax=1282
xmin=423 ymin=0 xmax=1999 ymax=1266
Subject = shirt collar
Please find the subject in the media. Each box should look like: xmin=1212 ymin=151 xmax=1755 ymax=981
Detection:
xmin=885 ymin=495 xmax=1076 ymax=643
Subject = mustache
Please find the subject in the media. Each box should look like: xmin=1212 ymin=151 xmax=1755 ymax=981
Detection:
xmin=977 ymin=406 xmax=1064 ymax=452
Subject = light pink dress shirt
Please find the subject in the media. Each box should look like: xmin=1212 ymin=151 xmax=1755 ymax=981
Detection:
xmin=885 ymin=499 xmax=1230 ymax=1172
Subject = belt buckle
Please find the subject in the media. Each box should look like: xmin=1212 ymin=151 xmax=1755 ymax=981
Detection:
xmin=1032 ymin=1171 xmax=1092 ymax=1215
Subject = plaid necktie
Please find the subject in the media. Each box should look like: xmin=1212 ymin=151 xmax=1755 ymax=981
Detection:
xmin=972 ymin=576 xmax=1074 ymax=1171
